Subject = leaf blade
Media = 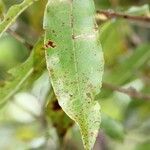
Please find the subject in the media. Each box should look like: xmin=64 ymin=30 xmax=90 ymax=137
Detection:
xmin=44 ymin=0 xmax=104 ymax=149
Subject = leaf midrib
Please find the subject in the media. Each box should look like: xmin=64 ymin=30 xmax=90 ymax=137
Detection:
xmin=70 ymin=1 xmax=82 ymax=106
xmin=70 ymin=0 xmax=89 ymax=140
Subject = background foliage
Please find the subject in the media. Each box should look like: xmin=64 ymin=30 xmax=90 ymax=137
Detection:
xmin=0 ymin=0 xmax=150 ymax=150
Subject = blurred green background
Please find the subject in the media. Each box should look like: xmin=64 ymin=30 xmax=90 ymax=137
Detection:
xmin=0 ymin=0 xmax=150 ymax=150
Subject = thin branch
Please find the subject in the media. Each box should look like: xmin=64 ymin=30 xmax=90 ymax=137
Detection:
xmin=97 ymin=10 xmax=150 ymax=22
xmin=7 ymin=28 xmax=33 ymax=50
xmin=103 ymin=82 xmax=150 ymax=100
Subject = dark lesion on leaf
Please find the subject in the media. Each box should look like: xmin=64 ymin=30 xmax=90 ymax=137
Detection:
xmin=86 ymin=93 xmax=93 ymax=101
xmin=45 ymin=40 xmax=56 ymax=49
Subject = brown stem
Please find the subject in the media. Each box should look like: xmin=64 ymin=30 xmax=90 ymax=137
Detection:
xmin=103 ymin=82 xmax=150 ymax=100
xmin=97 ymin=10 xmax=150 ymax=22
xmin=7 ymin=29 xmax=33 ymax=50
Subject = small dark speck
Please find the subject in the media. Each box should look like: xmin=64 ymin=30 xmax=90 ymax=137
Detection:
xmin=45 ymin=40 xmax=56 ymax=48
xmin=86 ymin=93 xmax=92 ymax=99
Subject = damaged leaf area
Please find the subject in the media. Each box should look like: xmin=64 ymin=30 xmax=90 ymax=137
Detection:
xmin=43 ymin=0 xmax=104 ymax=149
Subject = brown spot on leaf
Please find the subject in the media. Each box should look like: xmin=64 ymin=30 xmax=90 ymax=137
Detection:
xmin=49 ymin=67 xmax=54 ymax=75
xmin=86 ymin=93 xmax=91 ymax=98
xmin=45 ymin=40 xmax=56 ymax=49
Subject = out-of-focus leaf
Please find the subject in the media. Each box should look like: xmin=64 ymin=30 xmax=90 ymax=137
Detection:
xmin=33 ymin=36 xmax=45 ymax=73
xmin=0 ymin=68 xmax=11 ymax=87
xmin=0 ymin=36 xmax=45 ymax=107
xmin=94 ymin=0 xmax=111 ymax=9
xmin=0 ymin=53 xmax=33 ymax=107
xmin=0 ymin=33 xmax=28 ymax=86
xmin=100 ymin=97 xmax=122 ymax=120
xmin=104 ymin=44 xmax=150 ymax=84
xmin=126 ymin=4 xmax=150 ymax=16
xmin=101 ymin=113 xmax=124 ymax=141
xmin=46 ymin=90 xmax=74 ymax=139
xmin=23 ymin=36 xmax=46 ymax=89
xmin=44 ymin=0 xmax=104 ymax=149
xmin=125 ymin=100 xmax=150 ymax=129
xmin=0 ymin=34 xmax=29 ymax=70
xmin=0 ymin=0 xmax=39 ymax=37
xmin=26 ymin=0 xmax=47 ymax=33
xmin=100 ymin=20 xmax=129 ymax=66
xmin=0 ymin=0 xmax=5 ymax=17
xmin=135 ymin=141 xmax=150 ymax=150
xmin=97 ymin=44 xmax=150 ymax=99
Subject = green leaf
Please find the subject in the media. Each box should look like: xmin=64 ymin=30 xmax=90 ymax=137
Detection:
xmin=135 ymin=141 xmax=150 ymax=150
xmin=104 ymin=44 xmax=150 ymax=85
xmin=0 ymin=0 xmax=5 ymax=17
xmin=100 ymin=20 xmax=129 ymax=66
xmin=101 ymin=113 xmax=124 ymax=141
xmin=126 ymin=4 xmax=150 ymax=16
xmin=0 ymin=53 xmax=33 ymax=107
xmin=0 ymin=36 xmax=44 ymax=107
xmin=44 ymin=0 xmax=104 ymax=149
xmin=0 ymin=0 xmax=39 ymax=38
xmin=46 ymin=90 xmax=74 ymax=139
xmin=99 ymin=44 xmax=150 ymax=99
